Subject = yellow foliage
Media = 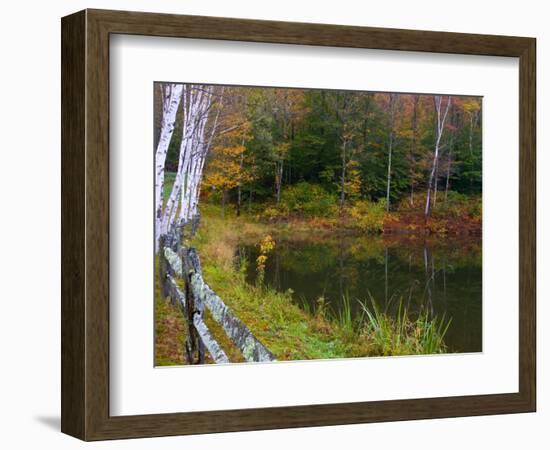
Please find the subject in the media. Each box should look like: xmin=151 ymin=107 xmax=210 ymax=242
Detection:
xmin=259 ymin=234 xmax=275 ymax=254
xmin=344 ymin=160 xmax=362 ymax=200
xmin=256 ymin=235 xmax=276 ymax=278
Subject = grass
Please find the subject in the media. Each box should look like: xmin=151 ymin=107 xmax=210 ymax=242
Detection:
xmin=176 ymin=204 xmax=451 ymax=361
xmin=154 ymin=197 xmax=452 ymax=364
xmin=154 ymin=287 xmax=187 ymax=366
xmin=359 ymin=297 xmax=451 ymax=356
xmin=162 ymin=172 xmax=176 ymax=204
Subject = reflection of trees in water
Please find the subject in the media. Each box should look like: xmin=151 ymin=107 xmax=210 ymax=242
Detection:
xmin=423 ymin=246 xmax=432 ymax=314
xmin=238 ymin=233 xmax=482 ymax=353
xmin=240 ymin=233 xmax=481 ymax=315
xmin=273 ymin=250 xmax=281 ymax=290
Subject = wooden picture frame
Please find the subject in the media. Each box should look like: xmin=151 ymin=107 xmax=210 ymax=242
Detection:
xmin=61 ymin=9 xmax=536 ymax=441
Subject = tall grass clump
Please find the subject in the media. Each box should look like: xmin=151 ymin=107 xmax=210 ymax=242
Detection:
xmin=359 ymin=298 xmax=451 ymax=356
xmin=332 ymin=294 xmax=360 ymax=339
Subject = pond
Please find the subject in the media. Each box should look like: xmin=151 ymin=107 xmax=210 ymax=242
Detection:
xmin=237 ymin=232 xmax=482 ymax=354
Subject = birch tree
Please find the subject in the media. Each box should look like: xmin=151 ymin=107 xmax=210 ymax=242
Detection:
xmin=425 ymin=95 xmax=452 ymax=217
xmin=160 ymin=85 xmax=222 ymax=240
xmin=155 ymin=83 xmax=183 ymax=252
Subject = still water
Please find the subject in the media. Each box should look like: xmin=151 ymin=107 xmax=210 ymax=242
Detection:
xmin=238 ymin=233 xmax=482 ymax=353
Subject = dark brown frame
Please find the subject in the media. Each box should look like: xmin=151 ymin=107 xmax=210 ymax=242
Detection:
xmin=61 ymin=9 xmax=536 ymax=441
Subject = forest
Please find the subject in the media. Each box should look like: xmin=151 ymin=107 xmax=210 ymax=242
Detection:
xmin=154 ymin=83 xmax=483 ymax=365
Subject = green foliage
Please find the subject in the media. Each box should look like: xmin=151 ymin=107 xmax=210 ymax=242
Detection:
xmin=348 ymin=199 xmax=388 ymax=233
xmin=332 ymin=294 xmax=360 ymax=339
xmin=279 ymin=182 xmax=338 ymax=218
xmin=436 ymin=191 xmax=482 ymax=219
xmin=187 ymin=208 xmax=453 ymax=360
xmin=359 ymin=298 xmax=451 ymax=356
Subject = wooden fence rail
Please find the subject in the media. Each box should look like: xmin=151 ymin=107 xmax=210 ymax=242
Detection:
xmin=159 ymin=235 xmax=275 ymax=365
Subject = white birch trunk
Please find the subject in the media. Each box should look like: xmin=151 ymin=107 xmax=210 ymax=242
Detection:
xmin=161 ymin=85 xmax=201 ymax=235
xmin=154 ymin=83 xmax=183 ymax=252
xmin=160 ymin=85 xmax=221 ymax=239
xmin=425 ymin=96 xmax=451 ymax=217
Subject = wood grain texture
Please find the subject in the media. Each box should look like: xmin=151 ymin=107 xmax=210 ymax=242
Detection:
xmin=61 ymin=10 xmax=86 ymax=439
xmin=518 ymin=38 xmax=536 ymax=409
xmin=61 ymin=8 xmax=536 ymax=441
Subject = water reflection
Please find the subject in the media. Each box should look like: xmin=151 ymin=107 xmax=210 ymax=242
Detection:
xmin=238 ymin=233 xmax=482 ymax=353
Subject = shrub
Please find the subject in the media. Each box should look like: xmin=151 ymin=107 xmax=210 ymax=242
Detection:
xmin=279 ymin=182 xmax=337 ymax=218
xmin=349 ymin=199 xmax=387 ymax=233
xmin=467 ymin=195 xmax=482 ymax=218
xmin=435 ymin=191 xmax=482 ymax=219
xmin=261 ymin=205 xmax=284 ymax=221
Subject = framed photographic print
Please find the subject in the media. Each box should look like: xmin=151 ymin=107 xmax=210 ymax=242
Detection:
xmin=61 ymin=9 xmax=536 ymax=440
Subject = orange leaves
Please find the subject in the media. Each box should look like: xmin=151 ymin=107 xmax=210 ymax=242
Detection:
xmin=203 ymin=144 xmax=250 ymax=191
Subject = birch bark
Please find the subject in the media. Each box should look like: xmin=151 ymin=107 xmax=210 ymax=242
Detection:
xmin=162 ymin=86 xmax=203 ymax=234
xmin=154 ymin=83 xmax=183 ymax=252
xmin=161 ymin=85 xmax=202 ymax=235
xmin=425 ymin=96 xmax=451 ymax=217
xmin=160 ymin=85 xmax=221 ymax=240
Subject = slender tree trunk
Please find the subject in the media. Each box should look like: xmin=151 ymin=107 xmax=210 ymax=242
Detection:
xmin=236 ymin=184 xmax=242 ymax=217
xmin=275 ymin=160 xmax=283 ymax=204
xmin=386 ymin=132 xmax=393 ymax=211
xmin=425 ymin=96 xmax=451 ymax=217
xmin=155 ymin=83 xmax=183 ymax=252
xmin=161 ymin=85 xmax=219 ymax=238
xmin=433 ymin=156 xmax=439 ymax=206
xmin=162 ymin=85 xmax=202 ymax=234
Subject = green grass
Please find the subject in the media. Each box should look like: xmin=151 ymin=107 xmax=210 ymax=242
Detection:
xmin=155 ymin=288 xmax=186 ymax=366
xmin=155 ymin=202 xmax=451 ymax=364
xmin=181 ymin=205 xmax=450 ymax=361
xmin=359 ymin=297 xmax=451 ymax=356
xmin=162 ymin=171 xmax=177 ymax=204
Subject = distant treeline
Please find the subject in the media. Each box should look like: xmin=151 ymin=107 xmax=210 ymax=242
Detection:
xmin=155 ymin=86 xmax=481 ymax=215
